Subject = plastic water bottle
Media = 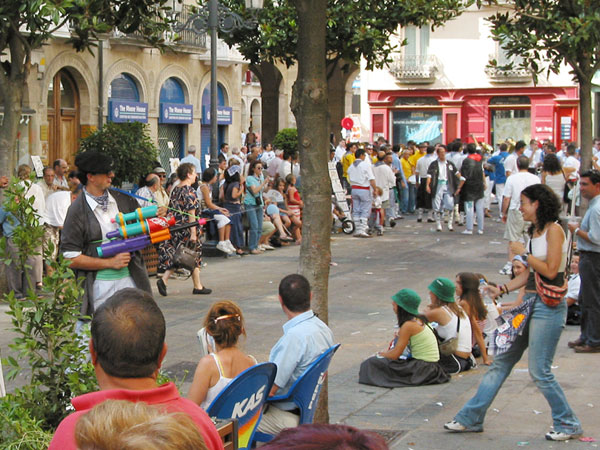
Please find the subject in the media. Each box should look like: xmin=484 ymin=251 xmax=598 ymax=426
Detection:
xmin=479 ymin=278 xmax=499 ymax=335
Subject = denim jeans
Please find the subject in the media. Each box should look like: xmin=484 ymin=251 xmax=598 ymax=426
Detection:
xmin=464 ymin=198 xmax=484 ymax=232
xmin=224 ymin=202 xmax=243 ymax=249
xmin=407 ymin=183 xmax=417 ymax=213
xmin=245 ymin=204 xmax=263 ymax=250
xmin=454 ymin=294 xmax=582 ymax=435
xmin=400 ymin=185 xmax=409 ymax=213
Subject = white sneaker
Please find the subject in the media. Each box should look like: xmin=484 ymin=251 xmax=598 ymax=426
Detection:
xmin=444 ymin=420 xmax=482 ymax=433
xmin=262 ymin=243 xmax=275 ymax=251
xmin=225 ymin=240 xmax=236 ymax=253
xmin=545 ymin=430 xmax=582 ymax=441
xmin=436 ymin=222 xmax=442 ymax=232
xmin=499 ymin=262 xmax=513 ymax=275
xmin=477 ymin=230 xmax=484 ymax=235
xmin=448 ymin=222 xmax=454 ymax=232
xmin=461 ymin=230 xmax=473 ymax=235
xmin=216 ymin=241 xmax=234 ymax=254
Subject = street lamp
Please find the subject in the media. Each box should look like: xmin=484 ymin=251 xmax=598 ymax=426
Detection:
xmin=174 ymin=0 xmax=263 ymax=170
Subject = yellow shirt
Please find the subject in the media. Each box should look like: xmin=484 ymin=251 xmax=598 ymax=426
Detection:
xmin=342 ymin=153 xmax=356 ymax=179
xmin=400 ymin=158 xmax=413 ymax=181
xmin=408 ymin=151 xmax=424 ymax=168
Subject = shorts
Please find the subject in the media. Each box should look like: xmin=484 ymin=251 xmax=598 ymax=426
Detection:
xmin=266 ymin=204 xmax=280 ymax=216
xmin=503 ymin=209 xmax=529 ymax=242
xmin=262 ymin=219 xmax=276 ymax=236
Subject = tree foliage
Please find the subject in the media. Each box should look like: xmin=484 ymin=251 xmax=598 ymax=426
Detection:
xmin=272 ymin=127 xmax=298 ymax=156
xmin=78 ymin=122 xmax=159 ymax=187
xmin=220 ymin=0 xmax=474 ymax=71
xmin=0 ymin=177 xmax=98 ymax=431
xmin=485 ymin=0 xmax=600 ymax=171
xmin=0 ymin=0 xmax=175 ymax=176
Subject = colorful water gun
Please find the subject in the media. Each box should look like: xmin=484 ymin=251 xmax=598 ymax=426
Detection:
xmin=97 ymin=207 xmax=206 ymax=258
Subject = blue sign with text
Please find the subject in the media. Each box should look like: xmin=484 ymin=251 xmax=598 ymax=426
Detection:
xmin=201 ymin=106 xmax=233 ymax=125
xmin=108 ymin=100 xmax=148 ymax=123
xmin=160 ymin=103 xmax=193 ymax=124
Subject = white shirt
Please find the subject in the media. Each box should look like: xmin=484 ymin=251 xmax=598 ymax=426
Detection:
xmin=563 ymin=155 xmax=580 ymax=181
xmin=37 ymin=180 xmax=56 ymax=199
xmin=438 ymin=160 xmax=448 ymax=181
xmin=448 ymin=152 xmax=465 ymax=171
xmin=503 ymin=171 xmax=540 ymax=210
xmin=503 ymin=153 xmax=518 ymax=177
xmin=334 ymin=145 xmax=346 ymax=163
xmin=21 ymin=181 xmax=46 ymax=225
xmin=530 ymin=149 xmax=543 ymax=168
xmin=44 ymin=191 xmax=72 ymax=227
xmin=373 ymin=163 xmax=396 ymax=202
xmin=53 ymin=175 xmax=69 ymax=189
xmin=416 ymin=154 xmax=436 ymax=182
xmin=261 ymin=150 xmax=276 ymax=166
xmin=278 ymin=160 xmax=300 ymax=180
xmin=180 ymin=154 xmax=202 ymax=173
xmin=348 ymin=159 xmax=375 ymax=187
xmin=266 ymin=157 xmax=282 ymax=178
xmin=566 ymin=273 xmax=580 ymax=301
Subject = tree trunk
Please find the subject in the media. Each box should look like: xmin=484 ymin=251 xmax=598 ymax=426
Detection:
xmin=579 ymin=79 xmax=593 ymax=172
xmin=290 ymin=0 xmax=331 ymax=424
xmin=251 ymin=62 xmax=283 ymax=145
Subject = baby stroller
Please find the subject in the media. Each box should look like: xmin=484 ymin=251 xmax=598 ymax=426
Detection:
xmin=328 ymin=161 xmax=354 ymax=234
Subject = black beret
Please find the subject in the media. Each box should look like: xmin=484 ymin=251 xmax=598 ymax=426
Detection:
xmin=75 ymin=151 xmax=114 ymax=174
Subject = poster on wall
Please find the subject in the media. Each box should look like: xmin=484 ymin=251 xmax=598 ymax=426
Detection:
xmin=391 ymin=111 xmax=442 ymax=145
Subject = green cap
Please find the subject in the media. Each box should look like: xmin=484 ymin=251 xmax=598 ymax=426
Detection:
xmin=391 ymin=289 xmax=421 ymax=316
xmin=428 ymin=277 xmax=455 ymax=303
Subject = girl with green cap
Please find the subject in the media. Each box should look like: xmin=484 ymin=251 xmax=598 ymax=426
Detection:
xmin=424 ymin=277 xmax=475 ymax=375
xmin=358 ymin=289 xmax=449 ymax=387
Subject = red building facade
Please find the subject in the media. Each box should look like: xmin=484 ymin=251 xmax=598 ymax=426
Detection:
xmin=368 ymin=86 xmax=578 ymax=148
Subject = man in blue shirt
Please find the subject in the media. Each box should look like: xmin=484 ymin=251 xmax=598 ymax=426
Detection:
xmin=487 ymin=143 xmax=509 ymax=219
xmin=257 ymin=274 xmax=334 ymax=435
xmin=180 ymin=145 xmax=202 ymax=173
xmin=567 ymin=170 xmax=600 ymax=353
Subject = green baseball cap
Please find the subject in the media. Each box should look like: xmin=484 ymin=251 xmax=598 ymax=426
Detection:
xmin=391 ymin=289 xmax=421 ymax=316
xmin=428 ymin=277 xmax=455 ymax=303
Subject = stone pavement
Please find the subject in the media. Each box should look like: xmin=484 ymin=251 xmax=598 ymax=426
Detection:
xmin=1 ymin=215 xmax=598 ymax=448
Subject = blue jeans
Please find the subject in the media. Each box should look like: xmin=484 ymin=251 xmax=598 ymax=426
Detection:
xmin=407 ymin=183 xmax=416 ymax=213
xmin=245 ymin=204 xmax=263 ymax=250
xmin=400 ymin=185 xmax=409 ymax=213
xmin=224 ymin=202 xmax=243 ymax=249
xmin=454 ymin=294 xmax=581 ymax=434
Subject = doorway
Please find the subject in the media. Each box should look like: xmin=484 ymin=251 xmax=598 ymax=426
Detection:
xmin=47 ymin=69 xmax=80 ymax=165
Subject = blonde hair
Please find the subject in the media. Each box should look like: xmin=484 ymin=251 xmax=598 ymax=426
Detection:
xmin=75 ymin=400 xmax=207 ymax=450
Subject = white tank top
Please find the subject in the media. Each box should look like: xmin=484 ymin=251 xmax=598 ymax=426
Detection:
xmin=200 ymin=353 xmax=258 ymax=410
xmin=435 ymin=306 xmax=473 ymax=354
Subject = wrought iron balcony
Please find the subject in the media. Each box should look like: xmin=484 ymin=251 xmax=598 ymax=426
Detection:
xmin=485 ymin=65 xmax=531 ymax=83
xmin=113 ymin=5 xmax=207 ymax=50
xmin=389 ymin=55 xmax=440 ymax=84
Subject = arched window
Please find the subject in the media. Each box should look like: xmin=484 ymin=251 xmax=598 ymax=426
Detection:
xmin=109 ymin=73 xmax=139 ymax=101
xmin=160 ymin=78 xmax=185 ymax=103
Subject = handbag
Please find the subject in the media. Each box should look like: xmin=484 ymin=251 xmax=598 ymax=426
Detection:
xmin=534 ymin=271 xmax=567 ymax=307
xmin=431 ymin=316 xmax=461 ymax=356
xmin=173 ymin=241 xmax=197 ymax=271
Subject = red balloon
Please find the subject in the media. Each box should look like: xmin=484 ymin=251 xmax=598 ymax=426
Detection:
xmin=341 ymin=117 xmax=354 ymax=130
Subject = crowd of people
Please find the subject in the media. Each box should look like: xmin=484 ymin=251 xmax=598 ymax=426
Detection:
xmin=1 ymin=132 xmax=599 ymax=447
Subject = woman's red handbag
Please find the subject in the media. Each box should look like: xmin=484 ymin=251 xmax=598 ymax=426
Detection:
xmin=534 ymin=272 xmax=567 ymax=307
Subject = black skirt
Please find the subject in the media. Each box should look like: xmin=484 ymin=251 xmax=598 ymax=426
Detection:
xmin=359 ymin=356 xmax=450 ymax=388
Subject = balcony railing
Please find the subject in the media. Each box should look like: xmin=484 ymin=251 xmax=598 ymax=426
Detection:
xmin=115 ymin=5 xmax=206 ymax=50
xmin=485 ymin=65 xmax=531 ymax=83
xmin=389 ymin=55 xmax=439 ymax=84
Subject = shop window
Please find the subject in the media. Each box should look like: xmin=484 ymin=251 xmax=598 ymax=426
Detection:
xmin=391 ymin=110 xmax=442 ymax=145
xmin=372 ymin=114 xmax=384 ymax=134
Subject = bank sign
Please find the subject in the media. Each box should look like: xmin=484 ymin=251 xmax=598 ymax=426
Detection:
xmin=201 ymin=106 xmax=233 ymax=125
xmin=160 ymin=103 xmax=194 ymax=124
xmin=108 ymin=101 xmax=148 ymax=123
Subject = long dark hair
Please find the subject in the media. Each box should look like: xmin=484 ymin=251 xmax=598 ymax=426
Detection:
xmin=395 ymin=306 xmax=427 ymax=328
xmin=542 ymin=153 xmax=561 ymax=175
xmin=457 ymin=272 xmax=486 ymax=321
xmin=521 ymin=183 xmax=561 ymax=235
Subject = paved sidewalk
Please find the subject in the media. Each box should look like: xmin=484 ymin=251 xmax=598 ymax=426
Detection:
xmin=1 ymin=216 xmax=598 ymax=448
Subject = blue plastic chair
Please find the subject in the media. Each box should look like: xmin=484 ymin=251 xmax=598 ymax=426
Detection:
xmin=253 ymin=343 xmax=341 ymax=444
xmin=205 ymin=362 xmax=277 ymax=450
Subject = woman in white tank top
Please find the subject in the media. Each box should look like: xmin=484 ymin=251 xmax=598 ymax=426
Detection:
xmin=447 ymin=184 xmax=582 ymax=441
xmin=424 ymin=277 xmax=475 ymax=375
xmin=188 ymin=301 xmax=256 ymax=409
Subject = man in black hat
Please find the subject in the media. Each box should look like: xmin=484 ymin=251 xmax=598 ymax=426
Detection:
xmin=60 ymin=152 xmax=152 ymax=318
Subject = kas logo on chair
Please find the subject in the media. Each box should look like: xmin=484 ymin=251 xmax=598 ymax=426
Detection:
xmin=232 ymin=385 xmax=266 ymax=419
